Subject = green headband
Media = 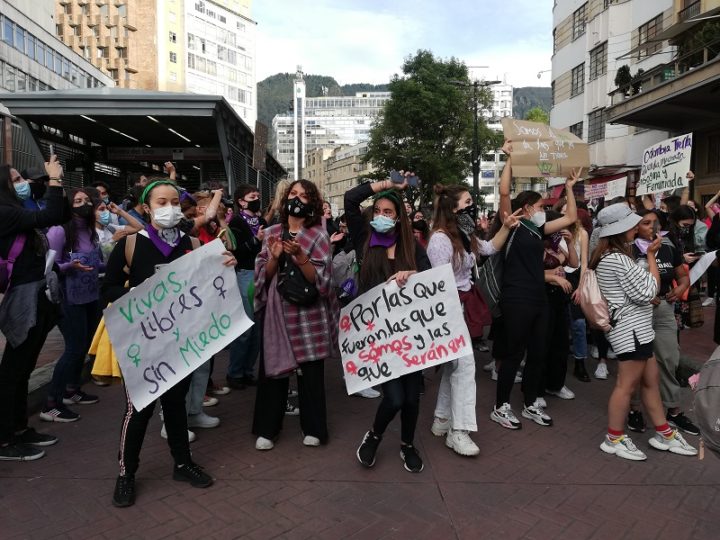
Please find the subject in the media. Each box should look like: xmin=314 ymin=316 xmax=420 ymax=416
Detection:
xmin=140 ymin=180 xmax=180 ymax=204
xmin=373 ymin=189 xmax=403 ymax=207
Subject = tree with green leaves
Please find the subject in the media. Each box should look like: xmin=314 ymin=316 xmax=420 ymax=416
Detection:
xmin=364 ymin=50 xmax=498 ymax=200
xmin=524 ymin=106 xmax=550 ymax=124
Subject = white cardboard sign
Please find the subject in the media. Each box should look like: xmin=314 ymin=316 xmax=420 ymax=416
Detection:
xmin=338 ymin=264 xmax=472 ymax=394
xmin=636 ymin=134 xmax=693 ymax=196
xmin=104 ymin=239 xmax=252 ymax=411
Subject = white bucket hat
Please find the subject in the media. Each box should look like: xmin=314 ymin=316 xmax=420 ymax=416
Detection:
xmin=597 ymin=203 xmax=642 ymax=238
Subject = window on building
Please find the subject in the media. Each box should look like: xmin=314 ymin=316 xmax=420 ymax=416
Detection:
xmin=553 ymin=28 xmax=557 ymax=54
xmin=63 ymin=3 xmax=71 ymax=14
xmin=118 ymin=4 xmax=127 ymax=17
xmin=169 ymin=52 xmax=177 ymax=63
xmin=26 ymin=35 xmax=36 ymax=61
xmin=568 ymin=122 xmax=583 ymax=139
xmin=169 ymin=31 xmax=177 ymax=43
xmin=187 ymin=53 xmax=195 ymax=69
xmin=169 ymin=11 xmax=176 ymax=22
xmin=170 ymin=71 xmax=177 ymax=82
xmin=56 ymin=24 xmax=63 ymax=37
xmin=2 ymin=17 xmax=13 ymax=46
xmin=100 ymin=5 xmax=109 ymax=16
xmin=15 ymin=26 xmax=25 ymax=53
xmin=638 ymin=15 xmax=662 ymax=59
xmin=587 ymin=109 xmax=605 ymax=143
xmin=572 ymin=3 xmax=587 ymax=40
xmin=589 ymin=42 xmax=607 ymax=80
xmin=96 ymin=47 xmax=105 ymax=59
xmin=4 ymin=65 xmax=15 ymax=92
xmin=117 ymin=47 xmax=127 ymax=59
xmin=571 ymin=63 xmax=585 ymax=97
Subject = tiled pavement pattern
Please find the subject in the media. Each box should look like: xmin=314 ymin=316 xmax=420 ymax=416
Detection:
xmin=2 ymin=310 xmax=720 ymax=539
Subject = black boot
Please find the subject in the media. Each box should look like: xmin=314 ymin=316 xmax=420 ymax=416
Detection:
xmin=112 ymin=475 xmax=136 ymax=508
xmin=573 ymin=359 xmax=591 ymax=382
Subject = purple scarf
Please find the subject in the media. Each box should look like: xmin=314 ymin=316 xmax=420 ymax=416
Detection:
xmin=369 ymin=230 xmax=398 ymax=248
xmin=240 ymin=210 xmax=261 ymax=236
xmin=145 ymin=225 xmax=181 ymax=257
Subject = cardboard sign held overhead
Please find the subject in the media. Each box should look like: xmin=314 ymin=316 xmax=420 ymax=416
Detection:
xmin=501 ymin=118 xmax=590 ymax=179
xmin=636 ymin=133 xmax=693 ymax=196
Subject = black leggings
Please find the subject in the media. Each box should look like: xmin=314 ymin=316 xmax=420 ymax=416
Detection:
xmin=372 ymin=372 xmax=422 ymax=444
xmin=496 ymin=300 xmax=548 ymax=408
xmin=541 ymin=294 xmax=570 ymax=394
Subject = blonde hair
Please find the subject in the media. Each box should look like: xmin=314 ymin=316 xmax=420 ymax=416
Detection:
xmin=264 ymin=179 xmax=291 ymax=222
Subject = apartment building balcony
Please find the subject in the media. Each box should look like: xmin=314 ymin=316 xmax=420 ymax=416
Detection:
xmin=606 ymin=37 xmax=720 ymax=132
xmin=58 ymin=13 xmax=81 ymax=27
xmin=103 ymin=15 xmax=116 ymax=27
xmin=114 ymin=35 xmax=127 ymax=48
xmin=117 ymin=14 xmax=137 ymax=31
xmin=87 ymin=14 xmax=102 ymax=27
xmin=651 ymin=1 xmax=720 ymax=42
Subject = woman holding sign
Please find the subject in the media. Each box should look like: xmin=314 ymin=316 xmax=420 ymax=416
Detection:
xmin=102 ymin=180 xmax=237 ymax=507
xmin=491 ymin=141 xmax=580 ymax=430
xmin=345 ymin=174 xmax=431 ymax=473
xmin=252 ymin=179 xmax=337 ymax=451
xmin=427 ymin=184 xmax=520 ymax=456
xmin=42 ymin=188 xmax=104 ymax=423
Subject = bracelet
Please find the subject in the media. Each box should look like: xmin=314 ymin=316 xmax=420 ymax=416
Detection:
xmin=297 ymin=256 xmax=310 ymax=266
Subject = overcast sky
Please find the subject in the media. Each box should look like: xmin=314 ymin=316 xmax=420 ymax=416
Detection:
xmin=254 ymin=0 xmax=553 ymax=87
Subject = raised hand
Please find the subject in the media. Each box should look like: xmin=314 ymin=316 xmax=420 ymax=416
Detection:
xmin=45 ymin=154 xmax=63 ymax=180
xmin=502 ymin=209 xmax=523 ymax=229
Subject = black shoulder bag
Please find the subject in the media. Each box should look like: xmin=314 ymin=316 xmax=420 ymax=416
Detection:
xmin=276 ymin=229 xmax=319 ymax=307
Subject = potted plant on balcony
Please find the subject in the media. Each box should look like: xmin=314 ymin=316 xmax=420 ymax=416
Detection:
xmin=614 ymin=65 xmax=632 ymax=99
xmin=631 ymin=69 xmax=645 ymax=95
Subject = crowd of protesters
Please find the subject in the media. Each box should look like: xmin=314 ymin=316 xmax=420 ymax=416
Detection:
xmin=0 ymin=141 xmax=713 ymax=508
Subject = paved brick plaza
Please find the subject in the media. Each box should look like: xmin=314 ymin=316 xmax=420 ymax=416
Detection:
xmin=2 ymin=317 xmax=720 ymax=539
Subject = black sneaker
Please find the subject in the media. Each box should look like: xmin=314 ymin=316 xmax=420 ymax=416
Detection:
xmin=357 ymin=430 xmax=381 ymax=467
xmin=400 ymin=444 xmax=424 ymax=473
xmin=63 ymin=390 xmax=99 ymax=405
xmin=39 ymin=405 xmax=80 ymax=423
xmin=627 ymin=410 xmax=646 ymax=433
xmin=226 ymin=376 xmax=246 ymax=390
xmin=241 ymin=375 xmax=257 ymax=387
xmin=15 ymin=428 xmax=58 ymax=447
xmin=0 ymin=442 xmax=45 ymax=461
xmin=173 ymin=462 xmax=213 ymax=488
xmin=667 ymin=412 xmax=700 ymax=436
xmin=112 ymin=475 xmax=136 ymax=508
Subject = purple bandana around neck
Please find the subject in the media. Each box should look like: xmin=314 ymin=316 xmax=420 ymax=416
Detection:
xmin=146 ymin=225 xmax=181 ymax=257
xmin=241 ymin=210 xmax=261 ymax=236
xmin=369 ymin=230 xmax=398 ymax=248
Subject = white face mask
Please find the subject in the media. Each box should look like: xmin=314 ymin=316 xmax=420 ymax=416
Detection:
xmin=152 ymin=205 xmax=183 ymax=229
xmin=530 ymin=210 xmax=546 ymax=227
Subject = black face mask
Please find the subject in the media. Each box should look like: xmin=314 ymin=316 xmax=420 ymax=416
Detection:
xmin=286 ymin=196 xmax=312 ymax=217
xmin=29 ymin=181 xmax=47 ymax=200
xmin=244 ymin=199 xmax=261 ymax=213
xmin=412 ymin=219 xmax=428 ymax=233
xmin=457 ymin=203 xmax=478 ymax=222
xmin=679 ymin=225 xmax=693 ymax=238
xmin=72 ymin=203 xmax=94 ymax=219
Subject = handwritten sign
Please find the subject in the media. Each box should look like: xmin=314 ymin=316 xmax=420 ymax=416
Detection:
xmin=104 ymin=239 xmax=252 ymax=411
xmin=584 ymin=176 xmax=628 ymax=201
xmin=501 ymin=118 xmax=589 ymax=178
xmin=338 ymin=265 xmax=472 ymax=395
xmin=636 ymin=133 xmax=693 ymax=196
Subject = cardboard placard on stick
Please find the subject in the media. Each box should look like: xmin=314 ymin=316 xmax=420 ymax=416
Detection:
xmin=338 ymin=265 xmax=472 ymax=395
xmin=501 ymin=118 xmax=589 ymax=179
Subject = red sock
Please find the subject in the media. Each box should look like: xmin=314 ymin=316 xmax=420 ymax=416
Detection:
xmin=656 ymin=423 xmax=673 ymax=438
xmin=608 ymin=428 xmax=623 ymax=441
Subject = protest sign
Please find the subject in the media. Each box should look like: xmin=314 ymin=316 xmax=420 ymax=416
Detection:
xmin=584 ymin=176 xmax=627 ymax=201
xmin=66 ymin=250 xmax=101 ymax=305
xmin=689 ymin=251 xmax=717 ymax=287
xmin=501 ymin=118 xmax=590 ymax=178
xmin=104 ymin=239 xmax=252 ymax=411
xmin=636 ymin=133 xmax=693 ymax=196
xmin=338 ymin=264 xmax=472 ymax=395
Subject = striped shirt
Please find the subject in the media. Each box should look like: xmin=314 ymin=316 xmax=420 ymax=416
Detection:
xmin=596 ymin=251 xmax=658 ymax=354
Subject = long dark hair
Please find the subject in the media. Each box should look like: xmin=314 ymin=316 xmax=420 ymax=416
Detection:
xmin=431 ymin=184 xmax=478 ymax=267
xmin=358 ymin=189 xmax=416 ymax=292
xmin=512 ymin=190 xmax=542 ymax=213
xmin=279 ymin=180 xmax=322 ymax=228
xmin=669 ymin=205 xmax=696 ymax=254
xmin=589 ymin=234 xmax=631 ymax=269
xmin=63 ymin=188 xmax=98 ymax=252
xmin=0 ymin=164 xmax=22 ymax=208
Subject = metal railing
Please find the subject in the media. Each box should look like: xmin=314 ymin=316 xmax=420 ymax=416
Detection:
xmin=678 ymin=1 xmax=701 ymax=22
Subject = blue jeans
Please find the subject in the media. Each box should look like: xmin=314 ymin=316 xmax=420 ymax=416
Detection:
xmin=48 ymin=300 xmax=99 ymax=405
xmin=570 ymin=314 xmax=588 ymax=360
xmin=228 ymin=269 xmax=259 ymax=379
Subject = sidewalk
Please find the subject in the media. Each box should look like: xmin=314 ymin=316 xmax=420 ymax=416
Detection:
xmin=2 ymin=309 xmax=720 ymax=539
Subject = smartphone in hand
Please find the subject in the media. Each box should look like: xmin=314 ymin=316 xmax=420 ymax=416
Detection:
xmin=390 ymin=170 xmax=420 ymax=187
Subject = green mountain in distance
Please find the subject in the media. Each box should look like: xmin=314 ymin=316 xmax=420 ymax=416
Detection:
xmin=256 ymin=73 xmax=551 ymax=128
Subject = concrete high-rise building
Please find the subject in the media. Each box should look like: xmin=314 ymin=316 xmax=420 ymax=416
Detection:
xmin=272 ymin=71 xmax=390 ymax=179
xmin=551 ymin=0 xmax=673 ymax=180
xmin=484 ymin=82 xmax=513 ymax=130
xmin=0 ymin=0 xmax=112 ymax=93
xmin=293 ymin=67 xmax=305 ymax=180
xmin=55 ymin=0 xmax=257 ymax=126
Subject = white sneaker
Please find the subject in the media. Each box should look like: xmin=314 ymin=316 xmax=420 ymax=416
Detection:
xmin=255 ymin=436 xmax=274 ymax=450
xmin=648 ymin=431 xmax=698 ymax=456
xmin=160 ymin=424 xmax=196 ymax=443
xmin=595 ymin=363 xmax=609 ymax=380
xmin=446 ymin=429 xmax=480 ymax=456
xmin=588 ymin=345 xmax=599 ymax=359
xmin=522 ymin=404 xmax=553 ymax=426
xmin=187 ymin=412 xmax=220 ymax=429
xmin=546 ymin=386 xmax=575 ymax=400
xmin=203 ymin=395 xmax=219 ymax=407
xmin=303 ymin=435 xmax=321 ymax=447
xmin=600 ymin=434 xmax=647 ymax=461
xmin=607 ymin=349 xmax=617 ymax=360
xmin=354 ymin=387 xmax=381 ymax=399
xmin=490 ymin=403 xmax=521 ymax=430
xmin=534 ymin=397 xmax=547 ymax=409
xmin=703 ymin=297 xmax=715 ymax=307
xmin=482 ymin=360 xmax=495 ymax=373
xmin=431 ymin=417 xmax=450 ymax=437
xmin=474 ymin=342 xmax=490 ymax=353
